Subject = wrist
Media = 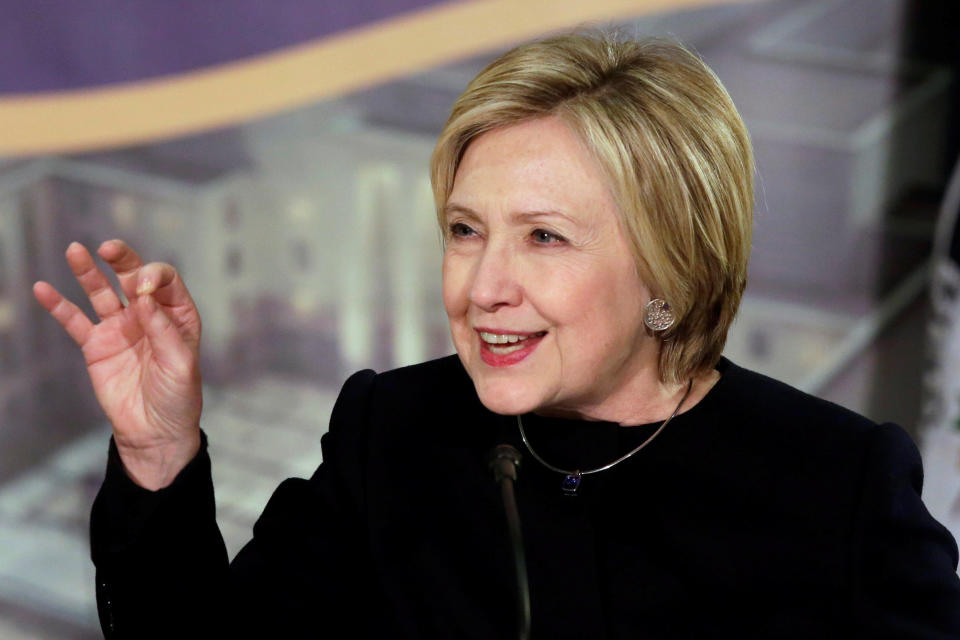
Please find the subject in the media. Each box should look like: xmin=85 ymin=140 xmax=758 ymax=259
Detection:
xmin=115 ymin=430 xmax=202 ymax=491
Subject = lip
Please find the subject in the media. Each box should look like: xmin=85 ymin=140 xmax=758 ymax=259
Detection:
xmin=475 ymin=327 xmax=546 ymax=367
xmin=475 ymin=327 xmax=544 ymax=337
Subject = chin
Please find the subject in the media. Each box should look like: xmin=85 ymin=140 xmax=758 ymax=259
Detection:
xmin=471 ymin=377 xmax=542 ymax=416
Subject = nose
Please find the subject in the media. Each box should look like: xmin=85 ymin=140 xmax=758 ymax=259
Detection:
xmin=468 ymin=240 xmax=523 ymax=311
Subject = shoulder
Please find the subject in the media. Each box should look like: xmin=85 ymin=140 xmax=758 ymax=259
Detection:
xmin=334 ymin=355 xmax=479 ymax=416
xmin=318 ymin=355 xmax=490 ymax=492
xmin=710 ymin=360 xmax=958 ymax=551
xmin=373 ymin=354 xmax=476 ymax=399
xmin=330 ymin=355 xmax=495 ymax=441
xmin=711 ymin=358 xmax=885 ymax=461
xmin=701 ymin=359 xmax=925 ymax=507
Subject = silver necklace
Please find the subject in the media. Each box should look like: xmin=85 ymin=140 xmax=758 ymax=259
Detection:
xmin=517 ymin=378 xmax=693 ymax=495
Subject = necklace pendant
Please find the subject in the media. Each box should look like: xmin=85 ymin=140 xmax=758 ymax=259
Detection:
xmin=561 ymin=471 xmax=582 ymax=495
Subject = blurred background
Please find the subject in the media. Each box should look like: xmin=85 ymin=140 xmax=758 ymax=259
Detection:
xmin=1 ymin=0 xmax=958 ymax=636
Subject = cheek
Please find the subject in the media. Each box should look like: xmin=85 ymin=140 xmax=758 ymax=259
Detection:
xmin=557 ymin=263 xmax=643 ymax=339
xmin=441 ymin=255 xmax=468 ymax=319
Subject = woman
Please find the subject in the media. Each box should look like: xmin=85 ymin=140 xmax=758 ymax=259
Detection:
xmin=33 ymin=33 xmax=960 ymax=638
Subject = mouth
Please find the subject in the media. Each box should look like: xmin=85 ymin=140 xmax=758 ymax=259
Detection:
xmin=476 ymin=328 xmax=547 ymax=366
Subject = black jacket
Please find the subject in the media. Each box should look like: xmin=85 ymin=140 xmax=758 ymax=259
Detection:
xmin=90 ymin=356 xmax=960 ymax=638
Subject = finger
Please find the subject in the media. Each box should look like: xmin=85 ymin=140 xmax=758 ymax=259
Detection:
xmin=136 ymin=262 xmax=196 ymax=308
xmin=134 ymin=293 xmax=193 ymax=373
xmin=97 ymin=239 xmax=144 ymax=302
xmin=135 ymin=262 xmax=200 ymax=349
xmin=64 ymin=242 xmax=125 ymax=319
xmin=32 ymin=281 xmax=94 ymax=347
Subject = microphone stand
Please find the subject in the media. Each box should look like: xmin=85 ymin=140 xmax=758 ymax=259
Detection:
xmin=489 ymin=445 xmax=531 ymax=640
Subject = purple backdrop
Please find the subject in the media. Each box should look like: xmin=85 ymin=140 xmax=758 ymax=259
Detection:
xmin=0 ymin=0 xmax=449 ymax=93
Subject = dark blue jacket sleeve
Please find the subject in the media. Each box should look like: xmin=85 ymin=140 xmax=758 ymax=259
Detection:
xmin=854 ymin=422 xmax=960 ymax=638
xmin=89 ymin=369 xmax=377 ymax=639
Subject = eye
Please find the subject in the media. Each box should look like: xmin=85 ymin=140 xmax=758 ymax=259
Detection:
xmin=448 ymin=222 xmax=477 ymax=238
xmin=532 ymin=228 xmax=566 ymax=245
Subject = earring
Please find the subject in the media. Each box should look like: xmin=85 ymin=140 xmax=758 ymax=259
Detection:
xmin=644 ymin=298 xmax=675 ymax=331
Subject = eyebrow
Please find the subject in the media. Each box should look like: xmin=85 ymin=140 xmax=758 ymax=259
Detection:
xmin=514 ymin=210 xmax=579 ymax=227
xmin=442 ymin=203 xmax=480 ymax=221
xmin=443 ymin=203 xmax=580 ymax=227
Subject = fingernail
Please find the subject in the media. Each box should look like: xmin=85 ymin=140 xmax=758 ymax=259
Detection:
xmin=136 ymin=280 xmax=154 ymax=296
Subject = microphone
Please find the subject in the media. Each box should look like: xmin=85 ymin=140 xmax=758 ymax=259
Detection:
xmin=489 ymin=444 xmax=522 ymax=483
xmin=488 ymin=444 xmax=530 ymax=640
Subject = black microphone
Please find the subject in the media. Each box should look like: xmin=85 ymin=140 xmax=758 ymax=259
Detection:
xmin=489 ymin=444 xmax=522 ymax=483
xmin=488 ymin=444 xmax=530 ymax=640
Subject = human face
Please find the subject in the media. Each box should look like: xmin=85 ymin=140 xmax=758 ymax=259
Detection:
xmin=442 ymin=116 xmax=661 ymax=419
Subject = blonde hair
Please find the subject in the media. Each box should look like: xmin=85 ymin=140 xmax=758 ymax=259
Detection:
xmin=430 ymin=31 xmax=754 ymax=384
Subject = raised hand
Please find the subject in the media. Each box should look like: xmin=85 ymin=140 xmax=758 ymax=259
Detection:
xmin=33 ymin=240 xmax=203 ymax=490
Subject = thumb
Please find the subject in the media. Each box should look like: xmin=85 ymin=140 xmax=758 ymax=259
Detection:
xmin=134 ymin=293 xmax=194 ymax=374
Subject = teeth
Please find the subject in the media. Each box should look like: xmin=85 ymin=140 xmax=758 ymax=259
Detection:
xmin=479 ymin=331 xmax=531 ymax=344
xmin=488 ymin=342 xmax=526 ymax=355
